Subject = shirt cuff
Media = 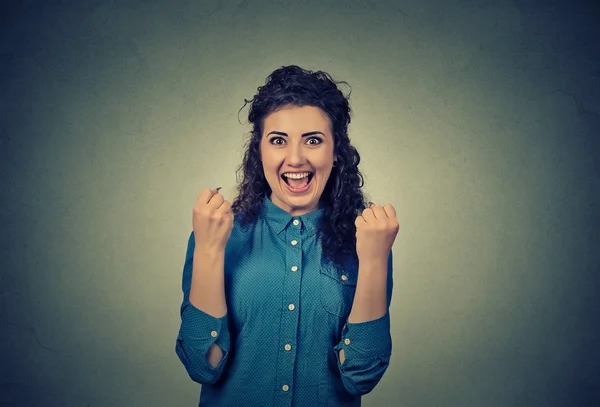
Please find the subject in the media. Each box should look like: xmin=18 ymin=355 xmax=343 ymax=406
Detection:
xmin=334 ymin=311 xmax=392 ymax=360
xmin=178 ymin=302 xmax=230 ymax=353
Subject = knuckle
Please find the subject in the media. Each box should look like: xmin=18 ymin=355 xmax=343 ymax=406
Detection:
xmin=195 ymin=210 xmax=208 ymax=221
xmin=194 ymin=206 xmax=207 ymax=217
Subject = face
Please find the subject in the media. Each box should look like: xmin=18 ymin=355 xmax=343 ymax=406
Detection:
xmin=260 ymin=105 xmax=335 ymax=216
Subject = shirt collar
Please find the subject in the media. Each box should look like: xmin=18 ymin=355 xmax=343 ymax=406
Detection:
xmin=262 ymin=194 xmax=324 ymax=236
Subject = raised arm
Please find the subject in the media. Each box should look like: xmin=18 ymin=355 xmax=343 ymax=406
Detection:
xmin=175 ymin=188 xmax=234 ymax=384
xmin=334 ymin=251 xmax=394 ymax=395
xmin=335 ymin=202 xmax=399 ymax=395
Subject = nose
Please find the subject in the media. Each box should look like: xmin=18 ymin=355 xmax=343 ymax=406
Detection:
xmin=286 ymin=142 xmax=307 ymax=166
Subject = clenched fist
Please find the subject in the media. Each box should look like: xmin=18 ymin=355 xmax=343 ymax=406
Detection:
xmin=193 ymin=187 xmax=234 ymax=253
xmin=355 ymin=202 xmax=399 ymax=263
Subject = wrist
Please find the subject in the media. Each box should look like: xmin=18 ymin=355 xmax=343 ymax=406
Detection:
xmin=357 ymin=254 xmax=388 ymax=269
xmin=194 ymin=246 xmax=225 ymax=259
xmin=192 ymin=247 xmax=226 ymax=278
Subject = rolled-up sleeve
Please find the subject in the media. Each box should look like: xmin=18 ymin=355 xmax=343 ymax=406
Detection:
xmin=333 ymin=250 xmax=394 ymax=396
xmin=175 ymin=232 xmax=231 ymax=385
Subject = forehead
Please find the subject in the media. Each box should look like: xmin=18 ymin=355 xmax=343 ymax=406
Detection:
xmin=262 ymin=105 xmax=332 ymax=134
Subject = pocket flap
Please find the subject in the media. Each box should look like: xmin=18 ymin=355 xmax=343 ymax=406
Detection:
xmin=319 ymin=260 xmax=358 ymax=286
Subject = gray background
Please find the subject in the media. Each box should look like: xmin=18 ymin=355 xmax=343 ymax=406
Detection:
xmin=1 ymin=0 xmax=599 ymax=406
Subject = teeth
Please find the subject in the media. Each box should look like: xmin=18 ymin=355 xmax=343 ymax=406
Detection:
xmin=283 ymin=172 xmax=311 ymax=179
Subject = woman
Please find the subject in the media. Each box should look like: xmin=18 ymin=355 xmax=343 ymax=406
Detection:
xmin=176 ymin=65 xmax=399 ymax=406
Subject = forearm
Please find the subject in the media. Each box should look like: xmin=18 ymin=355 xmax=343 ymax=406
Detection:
xmin=339 ymin=255 xmax=390 ymax=369
xmin=189 ymin=248 xmax=227 ymax=318
xmin=176 ymin=232 xmax=231 ymax=383
xmin=189 ymin=248 xmax=227 ymax=368
xmin=348 ymin=256 xmax=388 ymax=323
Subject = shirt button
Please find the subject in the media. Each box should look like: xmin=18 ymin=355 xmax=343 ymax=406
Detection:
xmin=211 ymin=331 xmax=218 ymax=338
xmin=291 ymin=266 xmax=298 ymax=272
xmin=288 ymin=303 xmax=295 ymax=311
xmin=341 ymin=275 xmax=348 ymax=281
xmin=282 ymin=384 xmax=289 ymax=392
xmin=291 ymin=240 xmax=298 ymax=246
xmin=293 ymin=219 xmax=300 ymax=226
xmin=284 ymin=344 xmax=292 ymax=351
xmin=344 ymin=338 xmax=351 ymax=345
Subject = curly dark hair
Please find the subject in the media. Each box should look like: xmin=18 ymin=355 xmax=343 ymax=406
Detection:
xmin=231 ymin=65 xmax=369 ymax=270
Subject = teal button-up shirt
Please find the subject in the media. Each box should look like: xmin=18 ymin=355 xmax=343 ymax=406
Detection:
xmin=176 ymin=195 xmax=393 ymax=406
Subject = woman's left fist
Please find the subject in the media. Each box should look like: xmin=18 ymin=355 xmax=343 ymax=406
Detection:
xmin=355 ymin=202 xmax=400 ymax=262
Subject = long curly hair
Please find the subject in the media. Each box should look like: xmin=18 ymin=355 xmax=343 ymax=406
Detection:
xmin=231 ymin=65 xmax=369 ymax=270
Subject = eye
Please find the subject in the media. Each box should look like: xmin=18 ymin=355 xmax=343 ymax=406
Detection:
xmin=306 ymin=137 xmax=323 ymax=145
xmin=270 ymin=137 xmax=285 ymax=145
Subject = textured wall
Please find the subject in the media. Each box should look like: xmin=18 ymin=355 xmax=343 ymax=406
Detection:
xmin=1 ymin=0 xmax=598 ymax=406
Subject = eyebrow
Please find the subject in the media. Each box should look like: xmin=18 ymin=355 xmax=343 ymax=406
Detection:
xmin=266 ymin=131 xmax=327 ymax=138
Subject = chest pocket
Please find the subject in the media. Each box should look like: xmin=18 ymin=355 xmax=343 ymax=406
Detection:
xmin=319 ymin=262 xmax=358 ymax=318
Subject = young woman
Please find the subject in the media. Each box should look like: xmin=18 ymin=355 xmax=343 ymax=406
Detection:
xmin=176 ymin=65 xmax=399 ymax=406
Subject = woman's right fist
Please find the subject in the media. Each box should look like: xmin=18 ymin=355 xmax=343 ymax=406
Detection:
xmin=192 ymin=187 xmax=234 ymax=253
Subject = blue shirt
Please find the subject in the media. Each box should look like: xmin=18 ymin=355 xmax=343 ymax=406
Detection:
xmin=176 ymin=195 xmax=394 ymax=406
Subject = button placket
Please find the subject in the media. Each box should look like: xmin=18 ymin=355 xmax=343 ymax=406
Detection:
xmin=275 ymin=223 xmax=302 ymax=401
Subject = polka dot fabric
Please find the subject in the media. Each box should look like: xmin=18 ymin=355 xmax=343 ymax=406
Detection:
xmin=176 ymin=195 xmax=393 ymax=406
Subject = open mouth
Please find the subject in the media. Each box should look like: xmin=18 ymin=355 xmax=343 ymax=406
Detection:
xmin=281 ymin=172 xmax=314 ymax=189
